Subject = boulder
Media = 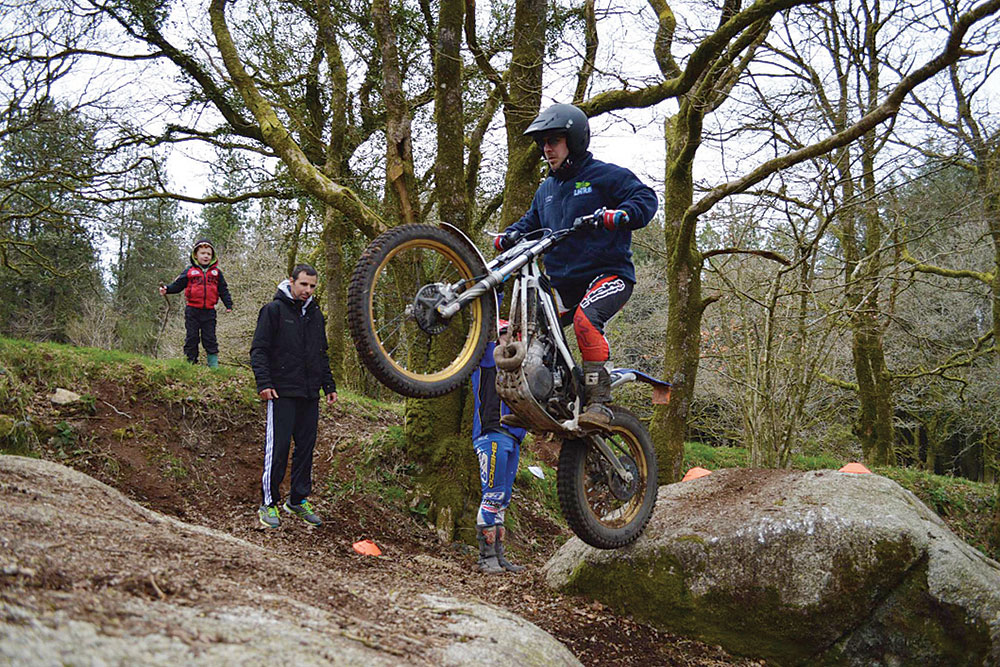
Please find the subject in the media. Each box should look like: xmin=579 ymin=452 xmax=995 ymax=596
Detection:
xmin=543 ymin=468 xmax=1000 ymax=665
xmin=0 ymin=455 xmax=580 ymax=666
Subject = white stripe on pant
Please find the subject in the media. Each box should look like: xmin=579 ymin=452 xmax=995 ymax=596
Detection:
xmin=260 ymin=396 xmax=320 ymax=507
xmin=262 ymin=399 xmax=275 ymax=505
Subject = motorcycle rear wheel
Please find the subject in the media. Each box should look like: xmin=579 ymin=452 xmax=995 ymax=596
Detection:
xmin=348 ymin=224 xmax=494 ymax=398
xmin=557 ymin=406 xmax=658 ymax=549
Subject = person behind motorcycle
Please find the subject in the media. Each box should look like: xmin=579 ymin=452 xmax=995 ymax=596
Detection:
xmin=471 ymin=319 xmax=527 ymax=574
xmin=495 ymin=103 xmax=658 ymax=430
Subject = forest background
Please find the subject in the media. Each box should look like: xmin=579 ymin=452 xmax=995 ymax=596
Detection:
xmin=3 ymin=0 xmax=999 ymax=535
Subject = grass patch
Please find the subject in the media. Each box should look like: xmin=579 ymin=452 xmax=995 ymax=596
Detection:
xmin=876 ymin=466 xmax=999 ymax=559
xmin=335 ymin=390 xmax=404 ymax=421
xmin=0 ymin=337 xmax=259 ymax=412
xmin=683 ymin=441 xmax=748 ymax=469
xmin=682 ymin=441 xmax=846 ymax=472
xmin=324 ymin=425 xmax=414 ymax=507
xmin=516 ymin=443 xmax=561 ymax=520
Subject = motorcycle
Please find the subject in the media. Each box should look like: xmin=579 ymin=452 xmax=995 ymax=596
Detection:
xmin=347 ymin=209 xmax=671 ymax=549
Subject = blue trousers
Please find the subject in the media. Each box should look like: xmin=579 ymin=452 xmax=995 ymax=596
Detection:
xmin=474 ymin=430 xmax=520 ymax=527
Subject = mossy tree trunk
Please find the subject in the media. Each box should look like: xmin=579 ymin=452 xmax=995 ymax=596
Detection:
xmin=496 ymin=0 xmax=547 ymax=226
xmin=828 ymin=17 xmax=895 ymax=466
xmin=372 ymin=0 xmax=421 ymax=226
xmin=320 ymin=210 xmax=347 ymax=381
xmin=401 ymin=0 xmax=478 ymax=541
xmin=315 ymin=0 xmax=349 ymax=384
xmin=650 ymin=111 xmax=707 ymax=484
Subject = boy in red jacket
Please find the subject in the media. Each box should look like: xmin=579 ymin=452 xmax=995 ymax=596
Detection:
xmin=159 ymin=239 xmax=234 ymax=367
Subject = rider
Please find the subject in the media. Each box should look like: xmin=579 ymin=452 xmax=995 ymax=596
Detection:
xmin=495 ymin=103 xmax=658 ymax=430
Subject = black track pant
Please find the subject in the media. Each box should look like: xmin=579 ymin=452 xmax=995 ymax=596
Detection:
xmin=184 ymin=306 xmax=218 ymax=362
xmin=260 ymin=396 xmax=319 ymax=507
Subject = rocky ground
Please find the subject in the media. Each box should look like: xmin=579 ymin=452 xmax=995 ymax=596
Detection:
xmin=1 ymin=375 xmax=762 ymax=666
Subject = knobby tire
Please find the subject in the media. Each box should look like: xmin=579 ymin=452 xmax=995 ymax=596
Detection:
xmin=347 ymin=224 xmax=494 ymax=398
xmin=557 ymin=406 xmax=658 ymax=549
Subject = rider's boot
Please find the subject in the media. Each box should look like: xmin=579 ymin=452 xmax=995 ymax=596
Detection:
xmin=495 ymin=525 xmax=525 ymax=573
xmin=477 ymin=525 xmax=504 ymax=574
xmin=578 ymin=361 xmax=614 ymax=431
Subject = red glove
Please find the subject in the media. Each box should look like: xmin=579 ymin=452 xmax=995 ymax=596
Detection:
xmin=601 ymin=209 xmax=629 ymax=230
xmin=494 ymin=229 xmax=521 ymax=251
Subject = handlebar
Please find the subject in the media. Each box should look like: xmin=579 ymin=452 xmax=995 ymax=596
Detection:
xmin=572 ymin=207 xmax=608 ymax=231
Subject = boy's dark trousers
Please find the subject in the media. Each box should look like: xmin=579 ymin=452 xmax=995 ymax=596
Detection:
xmin=184 ymin=306 xmax=218 ymax=363
xmin=261 ymin=396 xmax=319 ymax=507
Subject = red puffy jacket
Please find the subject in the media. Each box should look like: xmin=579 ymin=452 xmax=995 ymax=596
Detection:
xmin=184 ymin=263 xmax=222 ymax=309
xmin=164 ymin=260 xmax=233 ymax=310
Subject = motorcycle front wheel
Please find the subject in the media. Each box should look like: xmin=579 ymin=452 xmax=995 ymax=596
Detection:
xmin=348 ymin=224 xmax=494 ymax=398
xmin=557 ymin=406 xmax=659 ymax=549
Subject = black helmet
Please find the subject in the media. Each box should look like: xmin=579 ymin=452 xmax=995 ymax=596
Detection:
xmin=523 ymin=103 xmax=590 ymax=156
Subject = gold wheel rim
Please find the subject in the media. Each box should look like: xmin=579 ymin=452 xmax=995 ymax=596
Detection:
xmin=587 ymin=423 xmax=647 ymax=527
xmin=369 ymin=237 xmax=483 ymax=383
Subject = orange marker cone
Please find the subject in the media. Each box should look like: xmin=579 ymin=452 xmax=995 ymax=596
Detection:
xmin=352 ymin=539 xmax=383 ymax=556
xmin=682 ymin=466 xmax=712 ymax=482
xmin=839 ymin=462 xmax=872 ymax=474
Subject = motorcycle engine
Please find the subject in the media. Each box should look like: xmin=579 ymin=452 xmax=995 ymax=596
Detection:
xmin=523 ymin=338 xmax=553 ymax=402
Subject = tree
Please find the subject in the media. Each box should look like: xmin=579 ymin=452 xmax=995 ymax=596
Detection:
xmin=623 ymin=0 xmax=1000 ymax=480
xmin=107 ymin=158 xmax=186 ymax=354
xmin=0 ymin=99 xmax=102 ymax=340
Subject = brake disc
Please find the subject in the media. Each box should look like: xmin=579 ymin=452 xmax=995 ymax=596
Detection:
xmin=607 ymin=453 xmax=639 ymax=501
xmin=411 ymin=284 xmax=449 ymax=334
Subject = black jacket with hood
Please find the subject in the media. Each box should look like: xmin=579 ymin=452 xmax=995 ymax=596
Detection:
xmin=250 ymin=280 xmax=337 ymax=399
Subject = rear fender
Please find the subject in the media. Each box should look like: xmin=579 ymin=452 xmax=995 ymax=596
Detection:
xmin=610 ymin=368 xmax=672 ymax=405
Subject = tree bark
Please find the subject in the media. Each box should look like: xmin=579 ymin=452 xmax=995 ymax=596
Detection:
xmin=403 ymin=0 xmax=477 ymax=541
xmin=650 ymin=112 xmax=705 ymax=483
xmin=372 ymin=0 xmax=421 ymax=225
xmin=498 ymin=0 xmax=547 ymax=225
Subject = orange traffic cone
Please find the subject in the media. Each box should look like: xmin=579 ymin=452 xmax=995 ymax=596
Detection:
xmin=352 ymin=539 xmax=383 ymax=556
xmin=682 ymin=466 xmax=713 ymax=482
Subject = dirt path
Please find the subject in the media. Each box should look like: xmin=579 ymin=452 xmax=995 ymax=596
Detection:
xmin=13 ymin=382 xmax=759 ymax=666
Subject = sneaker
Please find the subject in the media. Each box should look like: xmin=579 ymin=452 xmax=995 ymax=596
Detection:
xmin=283 ymin=499 xmax=323 ymax=526
xmin=258 ymin=504 xmax=280 ymax=528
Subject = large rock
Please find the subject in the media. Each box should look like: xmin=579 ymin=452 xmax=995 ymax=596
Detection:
xmin=543 ymin=468 xmax=1000 ymax=665
xmin=0 ymin=455 xmax=580 ymax=666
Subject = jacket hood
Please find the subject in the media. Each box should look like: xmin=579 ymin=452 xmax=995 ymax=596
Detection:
xmin=276 ymin=279 xmax=314 ymax=314
xmin=190 ymin=239 xmax=218 ymax=267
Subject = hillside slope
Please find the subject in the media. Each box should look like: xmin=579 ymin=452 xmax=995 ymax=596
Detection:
xmin=0 ymin=339 xmax=752 ymax=666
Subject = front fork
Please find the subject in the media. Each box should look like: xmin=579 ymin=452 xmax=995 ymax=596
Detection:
xmin=587 ymin=432 xmax=634 ymax=484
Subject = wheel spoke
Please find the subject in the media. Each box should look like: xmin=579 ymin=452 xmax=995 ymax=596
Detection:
xmin=581 ymin=427 xmax=646 ymax=528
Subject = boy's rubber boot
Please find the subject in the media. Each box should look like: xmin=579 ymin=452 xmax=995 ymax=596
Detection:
xmin=495 ymin=525 xmax=525 ymax=573
xmin=477 ymin=525 xmax=504 ymax=574
xmin=207 ymin=353 xmax=219 ymax=369
xmin=577 ymin=361 xmax=614 ymax=431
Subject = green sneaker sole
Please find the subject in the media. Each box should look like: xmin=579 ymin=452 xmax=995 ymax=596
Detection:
xmin=282 ymin=502 xmax=322 ymax=526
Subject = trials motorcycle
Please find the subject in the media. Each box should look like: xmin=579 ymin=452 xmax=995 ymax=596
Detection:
xmin=347 ymin=209 xmax=671 ymax=549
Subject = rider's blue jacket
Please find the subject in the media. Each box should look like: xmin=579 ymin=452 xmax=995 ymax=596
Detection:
xmin=505 ymin=152 xmax=658 ymax=289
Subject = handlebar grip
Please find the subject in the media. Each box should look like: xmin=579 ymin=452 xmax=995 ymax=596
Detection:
xmin=572 ymin=208 xmax=608 ymax=230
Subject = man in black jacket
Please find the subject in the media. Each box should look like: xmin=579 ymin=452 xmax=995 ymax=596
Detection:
xmin=250 ymin=264 xmax=338 ymax=528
